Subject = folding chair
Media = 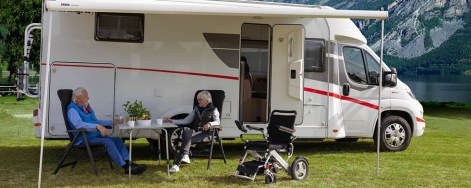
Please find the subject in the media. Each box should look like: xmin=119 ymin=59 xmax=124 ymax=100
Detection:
xmin=174 ymin=90 xmax=227 ymax=170
xmin=53 ymin=89 xmax=114 ymax=176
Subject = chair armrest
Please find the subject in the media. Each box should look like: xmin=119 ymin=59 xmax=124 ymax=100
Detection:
xmin=210 ymin=125 xmax=222 ymax=129
xmin=66 ymin=128 xmax=97 ymax=133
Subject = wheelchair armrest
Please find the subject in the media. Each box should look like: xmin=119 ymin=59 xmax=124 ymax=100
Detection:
xmin=246 ymin=125 xmax=264 ymax=132
xmin=278 ymin=126 xmax=295 ymax=134
xmin=234 ymin=120 xmax=247 ymax=133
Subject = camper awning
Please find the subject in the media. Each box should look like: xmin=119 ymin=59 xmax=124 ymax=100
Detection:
xmin=45 ymin=0 xmax=388 ymax=19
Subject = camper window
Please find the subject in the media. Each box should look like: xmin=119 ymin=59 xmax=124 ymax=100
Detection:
xmin=365 ymin=53 xmax=381 ymax=85
xmin=343 ymin=47 xmax=368 ymax=85
xmin=304 ymin=39 xmax=324 ymax=72
xmin=95 ymin=13 xmax=144 ymax=43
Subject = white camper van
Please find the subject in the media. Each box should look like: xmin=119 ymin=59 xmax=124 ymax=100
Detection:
xmin=20 ymin=0 xmax=425 ymax=152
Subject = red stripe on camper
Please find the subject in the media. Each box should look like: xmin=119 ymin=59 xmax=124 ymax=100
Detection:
xmin=52 ymin=63 xmax=114 ymax=69
xmin=304 ymin=87 xmax=379 ymax=110
xmin=42 ymin=64 xmax=238 ymax=80
xmin=416 ymin=117 xmax=425 ymax=123
xmin=118 ymin=67 xmax=239 ymax=80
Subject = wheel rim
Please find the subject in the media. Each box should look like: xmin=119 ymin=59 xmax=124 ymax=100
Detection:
xmin=384 ymin=123 xmax=406 ymax=148
xmin=170 ymin=130 xmax=181 ymax=150
xmin=294 ymin=161 xmax=307 ymax=179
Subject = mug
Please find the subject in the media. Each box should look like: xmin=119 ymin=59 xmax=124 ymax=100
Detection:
xmin=127 ymin=121 xmax=135 ymax=127
xmin=156 ymin=118 xmax=163 ymax=126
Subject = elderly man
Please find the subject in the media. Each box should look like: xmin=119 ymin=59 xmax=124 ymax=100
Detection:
xmin=67 ymin=87 xmax=147 ymax=175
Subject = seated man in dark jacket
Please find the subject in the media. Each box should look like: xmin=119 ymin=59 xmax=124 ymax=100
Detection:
xmin=164 ymin=90 xmax=220 ymax=173
xmin=67 ymin=87 xmax=147 ymax=175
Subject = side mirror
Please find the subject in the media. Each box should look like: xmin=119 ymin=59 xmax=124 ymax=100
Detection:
xmin=382 ymin=68 xmax=397 ymax=87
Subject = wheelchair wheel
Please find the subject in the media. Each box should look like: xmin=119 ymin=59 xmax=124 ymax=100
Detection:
xmin=290 ymin=156 xmax=308 ymax=180
xmin=264 ymin=173 xmax=277 ymax=184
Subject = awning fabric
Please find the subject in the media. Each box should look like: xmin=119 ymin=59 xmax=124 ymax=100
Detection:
xmin=46 ymin=0 xmax=388 ymax=19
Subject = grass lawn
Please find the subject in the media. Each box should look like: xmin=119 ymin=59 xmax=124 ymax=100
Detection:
xmin=0 ymin=95 xmax=470 ymax=187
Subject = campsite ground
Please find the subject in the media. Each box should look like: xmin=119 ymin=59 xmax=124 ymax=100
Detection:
xmin=0 ymin=95 xmax=470 ymax=187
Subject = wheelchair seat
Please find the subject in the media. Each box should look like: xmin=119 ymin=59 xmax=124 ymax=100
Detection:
xmin=245 ymin=141 xmax=290 ymax=153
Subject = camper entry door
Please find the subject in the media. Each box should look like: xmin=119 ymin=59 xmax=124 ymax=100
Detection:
xmin=48 ymin=62 xmax=116 ymax=137
xmin=271 ymin=25 xmax=304 ymax=124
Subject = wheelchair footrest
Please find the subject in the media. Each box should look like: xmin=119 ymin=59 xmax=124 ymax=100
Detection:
xmin=237 ymin=160 xmax=265 ymax=175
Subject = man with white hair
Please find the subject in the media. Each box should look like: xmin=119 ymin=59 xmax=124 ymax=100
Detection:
xmin=164 ymin=90 xmax=221 ymax=173
xmin=67 ymin=87 xmax=147 ymax=175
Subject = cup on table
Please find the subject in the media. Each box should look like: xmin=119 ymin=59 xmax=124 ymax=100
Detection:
xmin=156 ymin=118 xmax=163 ymax=126
xmin=127 ymin=120 xmax=135 ymax=127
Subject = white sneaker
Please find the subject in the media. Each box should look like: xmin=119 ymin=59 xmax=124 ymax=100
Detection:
xmin=181 ymin=154 xmax=191 ymax=164
xmin=169 ymin=165 xmax=179 ymax=173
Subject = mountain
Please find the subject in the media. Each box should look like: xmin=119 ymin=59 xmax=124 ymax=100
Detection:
xmin=260 ymin=0 xmax=471 ymax=75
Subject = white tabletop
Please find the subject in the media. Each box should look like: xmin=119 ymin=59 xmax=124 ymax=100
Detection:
xmin=118 ymin=122 xmax=177 ymax=130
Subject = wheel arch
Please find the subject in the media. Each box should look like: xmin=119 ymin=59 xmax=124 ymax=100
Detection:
xmin=371 ymin=110 xmax=414 ymax=137
xmin=382 ymin=110 xmax=414 ymax=136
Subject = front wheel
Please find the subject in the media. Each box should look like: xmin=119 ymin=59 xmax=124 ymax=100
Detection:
xmin=264 ymin=173 xmax=277 ymax=184
xmin=373 ymin=115 xmax=412 ymax=152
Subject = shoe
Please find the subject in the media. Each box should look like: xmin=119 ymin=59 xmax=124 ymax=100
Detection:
xmin=169 ymin=165 xmax=180 ymax=173
xmin=181 ymin=154 xmax=191 ymax=164
xmin=124 ymin=163 xmax=147 ymax=175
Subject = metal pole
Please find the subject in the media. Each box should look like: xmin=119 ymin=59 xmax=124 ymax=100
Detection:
xmin=376 ymin=19 xmax=385 ymax=176
xmin=38 ymin=14 xmax=53 ymax=188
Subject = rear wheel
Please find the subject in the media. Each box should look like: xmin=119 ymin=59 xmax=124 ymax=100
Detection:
xmin=374 ymin=115 xmax=411 ymax=152
xmin=290 ymin=156 xmax=308 ymax=180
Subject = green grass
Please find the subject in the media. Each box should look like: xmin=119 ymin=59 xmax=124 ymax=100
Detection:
xmin=0 ymin=95 xmax=470 ymax=187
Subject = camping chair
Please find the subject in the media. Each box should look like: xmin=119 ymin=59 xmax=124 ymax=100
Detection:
xmin=232 ymin=110 xmax=309 ymax=184
xmin=53 ymin=89 xmax=114 ymax=176
xmin=174 ymin=90 xmax=227 ymax=170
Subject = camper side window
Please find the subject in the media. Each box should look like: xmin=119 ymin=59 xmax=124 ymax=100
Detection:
xmin=304 ymin=39 xmax=324 ymax=72
xmin=95 ymin=13 xmax=144 ymax=43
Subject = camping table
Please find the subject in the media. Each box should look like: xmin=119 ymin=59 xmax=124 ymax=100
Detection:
xmin=118 ymin=122 xmax=176 ymax=178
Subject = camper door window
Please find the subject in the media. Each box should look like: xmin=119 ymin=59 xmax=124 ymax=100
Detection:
xmin=95 ymin=13 xmax=144 ymax=43
xmin=304 ymin=39 xmax=325 ymax=72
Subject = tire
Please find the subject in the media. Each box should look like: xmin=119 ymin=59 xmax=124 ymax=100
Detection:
xmin=335 ymin=138 xmax=359 ymax=142
xmin=155 ymin=114 xmax=188 ymax=158
xmin=146 ymin=127 xmax=179 ymax=158
xmin=373 ymin=115 xmax=412 ymax=152
xmin=290 ymin=156 xmax=309 ymax=180
xmin=265 ymin=174 xmax=277 ymax=184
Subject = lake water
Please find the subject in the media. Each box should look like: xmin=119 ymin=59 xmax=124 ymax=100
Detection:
xmin=399 ymin=74 xmax=471 ymax=104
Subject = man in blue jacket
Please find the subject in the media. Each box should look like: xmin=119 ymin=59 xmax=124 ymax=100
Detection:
xmin=67 ymin=87 xmax=147 ymax=175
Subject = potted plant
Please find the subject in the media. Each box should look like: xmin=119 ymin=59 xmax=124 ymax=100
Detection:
xmin=123 ymin=100 xmax=151 ymax=125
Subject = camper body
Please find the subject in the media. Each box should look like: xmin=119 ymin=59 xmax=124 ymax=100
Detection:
xmin=25 ymin=0 xmax=425 ymax=152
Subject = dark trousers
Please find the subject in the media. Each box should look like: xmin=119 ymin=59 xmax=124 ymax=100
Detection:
xmin=174 ymin=128 xmax=210 ymax=166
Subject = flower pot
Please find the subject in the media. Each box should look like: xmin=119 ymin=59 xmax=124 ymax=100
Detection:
xmin=137 ymin=120 xmax=151 ymax=126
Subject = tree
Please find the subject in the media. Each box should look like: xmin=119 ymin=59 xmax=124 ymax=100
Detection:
xmin=0 ymin=0 xmax=42 ymax=83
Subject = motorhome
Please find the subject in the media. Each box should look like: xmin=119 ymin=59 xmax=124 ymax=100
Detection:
xmin=20 ymin=0 xmax=425 ymax=153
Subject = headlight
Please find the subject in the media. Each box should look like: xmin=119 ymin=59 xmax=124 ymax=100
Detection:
xmin=406 ymin=90 xmax=416 ymax=99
